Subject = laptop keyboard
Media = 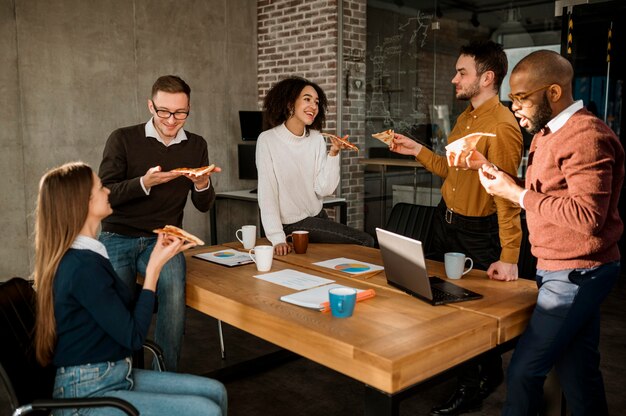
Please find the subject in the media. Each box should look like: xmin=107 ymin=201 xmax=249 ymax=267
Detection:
xmin=431 ymin=286 xmax=462 ymax=302
xmin=429 ymin=276 xmax=477 ymax=302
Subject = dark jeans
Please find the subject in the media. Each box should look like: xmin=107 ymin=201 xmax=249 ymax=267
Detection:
xmin=283 ymin=209 xmax=375 ymax=247
xmin=431 ymin=200 xmax=501 ymax=390
xmin=503 ymin=262 xmax=619 ymax=416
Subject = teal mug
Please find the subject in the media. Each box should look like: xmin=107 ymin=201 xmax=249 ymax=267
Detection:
xmin=328 ymin=287 xmax=357 ymax=318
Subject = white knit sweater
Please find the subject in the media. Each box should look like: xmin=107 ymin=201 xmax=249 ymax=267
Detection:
xmin=255 ymin=123 xmax=341 ymax=245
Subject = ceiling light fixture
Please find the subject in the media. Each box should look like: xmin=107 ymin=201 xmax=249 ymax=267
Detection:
xmin=491 ymin=6 xmax=534 ymax=48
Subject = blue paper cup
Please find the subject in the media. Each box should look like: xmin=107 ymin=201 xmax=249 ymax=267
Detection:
xmin=329 ymin=287 xmax=357 ymax=318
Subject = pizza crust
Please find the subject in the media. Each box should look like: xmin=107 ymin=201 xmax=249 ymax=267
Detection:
xmin=153 ymin=225 xmax=205 ymax=246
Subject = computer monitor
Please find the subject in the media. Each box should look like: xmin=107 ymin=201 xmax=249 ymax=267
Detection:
xmin=239 ymin=110 xmax=266 ymax=141
xmin=238 ymin=143 xmax=258 ymax=180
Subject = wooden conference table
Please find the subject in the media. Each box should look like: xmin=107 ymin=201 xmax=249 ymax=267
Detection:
xmin=185 ymin=243 xmax=537 ymax=415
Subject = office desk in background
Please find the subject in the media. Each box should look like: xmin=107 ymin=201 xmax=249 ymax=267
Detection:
xmin=359 ymin=158 xmax=429 ymax=228
xmin=210 ymin=189 xmax=347 ymax=245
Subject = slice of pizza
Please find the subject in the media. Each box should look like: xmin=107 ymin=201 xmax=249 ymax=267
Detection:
xmin=321 ymin=133 xmax=359 ymax=152
xmin=444 ymin=132 xmax=496 ymax=155
xmin=170 ymin=164 xmax=216 ymax=177
xmin=153 ymin=225 xmax=205 ymax=246
xmin=371 ymin=129 xmax=395 ymax=146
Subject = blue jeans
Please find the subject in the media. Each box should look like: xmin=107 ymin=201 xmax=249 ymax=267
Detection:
xmin=502 ymin=261 xmax=620 ymax=416
xmin=52 ymin=357 xmax=227 ymax=415
xmin=283 ymin=209 xmax=375 ymax=247
xmin=99 ymin=232 xmax=185 ymax=371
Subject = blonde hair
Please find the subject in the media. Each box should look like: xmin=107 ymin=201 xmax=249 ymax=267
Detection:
xmin=34 ymin=162 xmax=93 ymax=366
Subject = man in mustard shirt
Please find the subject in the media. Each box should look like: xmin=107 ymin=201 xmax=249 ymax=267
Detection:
xmin=391 ymin=40 xmax=523 ymax=415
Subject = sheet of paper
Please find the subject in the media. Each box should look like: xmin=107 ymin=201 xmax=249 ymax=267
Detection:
xmin=254 ymin=269 xmax=334 ymax=290
xmin=312 ymin=257 xmax=384 ymax=275
xmin=280 ymin=283 xmax=362 ymax=310
xmin=193 ymin=250 xmax=254 ymax=267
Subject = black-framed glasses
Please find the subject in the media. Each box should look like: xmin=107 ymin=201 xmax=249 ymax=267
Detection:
xmin=508 ymin=84 xmax=553 ymax=108
xmin=151 ymin=100 xmax=189 ymax=120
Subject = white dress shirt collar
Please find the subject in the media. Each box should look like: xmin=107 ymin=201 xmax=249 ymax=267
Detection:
xmin=546 ymin=100 xmax=584 ymax=134
xmin=72 ymin=235 xmax=109 ymax=259
xmin=145 ymin=118 xmax=188 ymax=147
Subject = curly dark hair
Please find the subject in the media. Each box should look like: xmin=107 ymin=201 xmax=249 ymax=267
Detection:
xmin=460 ymin=40 xmax=507 ymax=91
xmin=262 ymin=76 xmax=328 ymax=134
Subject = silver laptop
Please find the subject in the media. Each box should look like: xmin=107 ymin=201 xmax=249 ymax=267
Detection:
xmin=376 ymin=228 xmax=482 ymax=305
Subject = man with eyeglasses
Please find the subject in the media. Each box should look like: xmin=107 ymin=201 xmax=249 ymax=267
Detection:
xmin=391 ymin=40 xmax=523 ymax=415
xmin=470 ymin=50 xmax=623 ymax=415
xmin=98 ymin=75 xmax=219 ymax=371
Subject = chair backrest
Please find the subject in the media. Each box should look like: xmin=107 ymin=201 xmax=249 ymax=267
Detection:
xmin=383 ymin=203 xmax=437 ymax=253
xmin=0 ymin=277 xmax=56 ymax=410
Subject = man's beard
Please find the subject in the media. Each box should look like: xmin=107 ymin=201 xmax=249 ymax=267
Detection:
xmin=456 ymin=79 xmax=480 ymax=101
xmin=525 ymin=93 xmax=553 ymax=135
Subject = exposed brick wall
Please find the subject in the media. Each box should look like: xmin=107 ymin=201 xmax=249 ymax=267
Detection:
xmin=257 ymin=0 xmax=368 ymax=229
xmin=340 ymin=0 xmax=367 ymax=230
xmin=257 ymin=0 xmax=338 ymax=125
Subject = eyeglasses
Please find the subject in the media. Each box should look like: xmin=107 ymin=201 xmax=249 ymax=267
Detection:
xmin=151 ymin=100 xmax=189 ymax=120
xmin=508 ymin=84 xmax=553 ymax=108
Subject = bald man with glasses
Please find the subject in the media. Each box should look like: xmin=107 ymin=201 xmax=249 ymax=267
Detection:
xmin=460 ymin=50 xmax=624 ymax=416
xmin=98 ymin=75 xmax=220 ymax=371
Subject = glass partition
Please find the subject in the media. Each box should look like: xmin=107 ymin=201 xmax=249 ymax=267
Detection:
xmin=360 ymin=0 xmax=561 ymax=235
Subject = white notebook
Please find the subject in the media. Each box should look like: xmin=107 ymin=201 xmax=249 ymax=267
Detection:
xmin=280 ymin=283 xmax=362 ymax=310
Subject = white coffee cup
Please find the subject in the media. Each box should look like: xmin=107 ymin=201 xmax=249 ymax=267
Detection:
xmin=444 ymin=252 xmax=473 ymax=279
xmin=236 ymin=225 xmax=257 ymax=249
xmin=248 ymin=245 xmax=273 ymax=272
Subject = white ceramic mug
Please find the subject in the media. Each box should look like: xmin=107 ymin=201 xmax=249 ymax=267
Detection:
xmin=236 ymin=225 xmax=257 ymax=249
xmin=248 ymin=245 xmax=273 ymax=272
xmin=444 ymin=252 xmax=473 ymax=279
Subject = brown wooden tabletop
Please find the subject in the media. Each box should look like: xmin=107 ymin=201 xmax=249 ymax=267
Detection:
xmin=220 ymin=241 xmax=537 ymax=344
xmin=183 ymin=243 xmax=537 ymax=395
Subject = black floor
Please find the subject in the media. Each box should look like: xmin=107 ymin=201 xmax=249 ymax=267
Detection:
xmin=2 ymin=276 xmax=624 ymax=415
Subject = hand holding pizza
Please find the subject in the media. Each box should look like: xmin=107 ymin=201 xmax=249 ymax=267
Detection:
xmin=170 ymin=164 xmax=221 ymax=189
xmin=389 ymin=132 xmax=423 ymax=158
xmin=321 ymin=133 xmax=359 ymax=155
xmin=144 ymin=232 xmax=193 ymax=291
xmin=142 ymin=166 xmax=182 ymax=189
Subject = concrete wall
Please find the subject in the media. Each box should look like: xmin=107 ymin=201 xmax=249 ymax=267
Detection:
xmin=0 ymin=0 xmax=258 ymax=280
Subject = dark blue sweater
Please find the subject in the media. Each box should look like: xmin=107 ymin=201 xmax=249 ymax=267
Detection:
xmin=52 ymin=249 xmax=155 ymax=367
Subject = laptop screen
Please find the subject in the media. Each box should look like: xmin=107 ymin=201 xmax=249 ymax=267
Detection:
xmin=376 ymin=228 xmax=434 ymax=301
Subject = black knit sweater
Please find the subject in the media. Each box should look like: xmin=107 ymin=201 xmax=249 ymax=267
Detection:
xmin=99 ymin=123 xmax=215 ymax=237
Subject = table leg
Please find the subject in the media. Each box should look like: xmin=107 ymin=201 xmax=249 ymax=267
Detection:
xmin=364 ymin=385 xmax=399 ymax=416
xmin=340 ymin=201 xmax=347 ymax=225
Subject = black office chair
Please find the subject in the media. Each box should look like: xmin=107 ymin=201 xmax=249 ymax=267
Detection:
xmin=382 ymin=202 xmax=437 ymax=253
xmin=0 ymin=277 xmax=144 ymax=416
